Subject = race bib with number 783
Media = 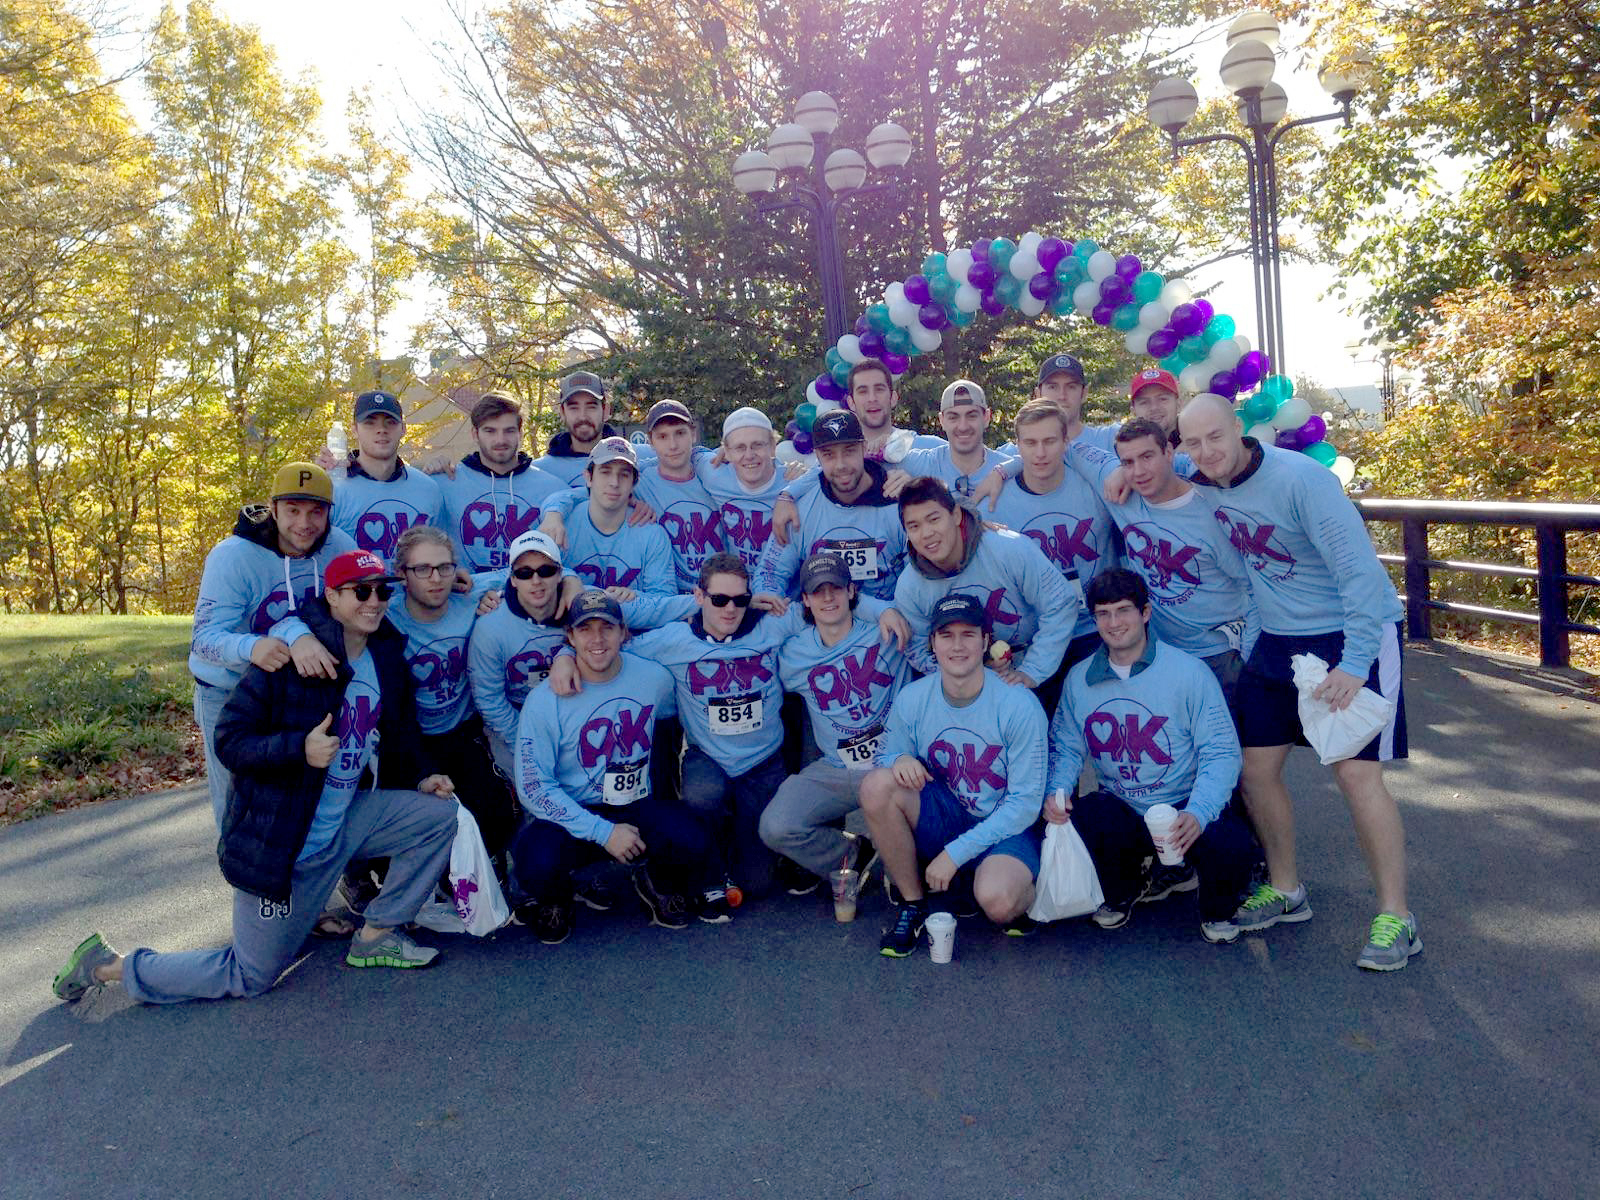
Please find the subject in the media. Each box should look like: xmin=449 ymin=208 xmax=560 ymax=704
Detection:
xmin=837 ymin=723 xmax=884 ymax=770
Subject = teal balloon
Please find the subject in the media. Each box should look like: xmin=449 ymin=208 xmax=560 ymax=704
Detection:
xmin=1303 ymin=439 xmax=1338 ymax=467
xmin=1111 ymin=302 xmax=1141 ymax=332
xmin=929 ymin=273 xmax=957 ymax=303
xmin=1159 ymin=352 xmax=1187 ymax=374
xmin=988 ymin=237 xmax=1017 ymax=271
xmin=830 ymin=360 xmax=851 ymax=388
xmin=884 ymin=326 xmax=914 ymax=355
xmin=1054 ymin=257 xmax=1086 ymax=287
xmin=1260 ymin=374 xmax=1294 ymax=402
xmin=1202 ymin=313 xmax=1237 ymax=345
xmin=946 ymin=304 xmax=975 ymax=328
xmin=1049 ymin=292 xmax=1075 ymax=316
xmin=866 ymin=303 xmax=893 ymax=332
xmin=995 ymin=274 xmax=1023 ymax=305
xmin=795 ymin=401 xmax=817 ymax=432
xmin=1132 ymin=271 xmax=1165 ymax=304
xmin=1074 ymin=238 xmax=1099 ymax=261
xmin=1178 ymin=335 xmax=1208 ymax=363
xmin=825 ymin=347 xmax=843 ymax=371
xmin=922 ymin=252 xmax=947 ymax=279
xmin=1242 ymin=390 xmax=1277 ymax=423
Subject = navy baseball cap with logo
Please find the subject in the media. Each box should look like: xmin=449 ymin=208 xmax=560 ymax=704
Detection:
xmin=1038 ymin=354 xmax=1085 ymax=386
xmin=799 ymin=552 xmax=851 ymax=594
xmin=646 ymin=399 xmax=693 ymax=430
xmin=560 ymin=371 xmax=606 ymax=403
xmin=811 ymin=409 xmax=864 ymax=449
xmin=929 ymin=592 xmax=988 ymax=634
xmin=354 ymin=390 xmax=404 ymax=422
xmin=566 ymin=587 xmax=625 ymax=629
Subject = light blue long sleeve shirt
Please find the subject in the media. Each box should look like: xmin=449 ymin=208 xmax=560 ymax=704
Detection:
xmin=896 ymin=441 xmax=1014 ymax=502
xmin=514 ymin=653 xmax=677 ymax=845
xmin=874 ymin=669 xmax=1048 ymax=867
xmin=385 ymin=580 xmax=495 ymax=735
xmin=753 ymin=463 xmax=907 ymax=602
xmin=437 ymin=454 xmax=566 ymax=572
xmin=1047 ymin=635 xmax=1240 ymax=829
xmin=989 ymin=469 xmax=1120 ymax=639
xmin=701 ymin=464 xmax=818 ymax=576
xmin=467 ymin=589 xmax=570 ymax=744
xmin=1191 ymin=441 xmax=1402 ymax=677
xmin=777 ymin=606 xmax=912 ymax=770
xmin=299 ymin=648 xmax=381 ymax=861
xmin=330 ymin=459 xmax=445 ymax=564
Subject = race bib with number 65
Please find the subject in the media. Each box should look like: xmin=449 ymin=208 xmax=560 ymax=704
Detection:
xmin=825 ymin=537 xmax=879 ymax=582
xmin=708 ymin=692 xmax=763 ymax=735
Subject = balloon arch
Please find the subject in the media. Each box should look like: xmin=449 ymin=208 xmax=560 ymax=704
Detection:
xmin=778 ymin=230 xmax=1356 ymax=487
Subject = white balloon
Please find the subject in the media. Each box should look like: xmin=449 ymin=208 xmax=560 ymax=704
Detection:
xmin=946 ymin=248 xmax=974 ymax=285
xmin=1207 ymin=337 xmax=1244 ymax=369
xmin=885 ymin=281 xmax=906 ymax=307
xmin=1161 ymin=278 xmax=1194 ymax=307
xmin=1019 ymin=293 xmax=1047 ymax=317
xmin=1087 ymin=250 xmax=1117 ymax=281
xmin=909 ymin=322 xmax=943 ymax=352
xmin=1331 ymin=455 xmax=1357 ymax=487
xmin=1232 ymin=333 xmax=1252 ymax=355
xmin=1073 ymin=280 xmax=1100 ymax=314
xmin=1320 ymin=410 xmax=1334 ymax=421
xmin=1009 ymin=251 xmax=1041 ymax=281
xmin=1245 ymin=422 xmax=1276 ymax=442
xmin=837 ymin=334 xmax=864 ymax=364
xmin=1138 ymin=301 xmax=1169 ymax=331
xmin=1270 ymin=395 xmax=1311 ymax=429
xmin=1124 ymin=328 xmax=1152 ymax=356
xmin=953 ymin=282 xmax=982 ymax=313
xmin=889 ymin=298 xmax=918 ymax=329
xmin=814 ymin=397 xmax=842 ymax=416
xmin=1018 ymin=230 xmax=1043 ymax=253
xmin=775 ymin=440 xmax=801 ymax=465
xmin=806 ymin=380 xmax=822 ymax=406
xmin=1179 ymin=363 xmax=1212 ymax=394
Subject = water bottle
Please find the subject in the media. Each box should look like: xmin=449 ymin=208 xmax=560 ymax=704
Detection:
xmin=326 ymin=423 xmax=347 ymax=459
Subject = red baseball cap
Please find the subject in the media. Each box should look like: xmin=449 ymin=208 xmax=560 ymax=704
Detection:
xmin=1130 ymin=367 xmax=1179 ymax=400
xmin=324 ymin=550 xmax=395 ymax=590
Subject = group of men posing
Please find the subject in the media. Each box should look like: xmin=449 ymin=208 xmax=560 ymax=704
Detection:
xmin=52 ymin=351 xmax=1422 ymax=1011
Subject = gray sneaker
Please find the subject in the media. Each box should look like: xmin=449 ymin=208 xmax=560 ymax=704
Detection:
xmin=53 ymin=933 xmax=119 ymax=1002
xmin=345 ymin=929 xmax=439 ymax=970
xmin=1231 ymin=883 xmax=1313 ymax=931
xmin=1356 ymin=912 xmax=1422 ymax=971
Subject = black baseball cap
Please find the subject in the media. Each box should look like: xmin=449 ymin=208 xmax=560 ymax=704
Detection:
xmin=811 ymin=409 xmax=864 ymax=449
xmin=559 ymin=371 xmax=606 ymax=403
xmin=354 ymin=390 xmax=404 ymax=421
xmin=566 ymin=588 xmax=625 ymax=629
xmin=799 ymin=552 xmax=851 ymax=594
xmin=646 ymin=399 xmax=693 ymax=430
xmin=929 ymin=593 xmax=988 ymax=634
xmin=1038 ymin=354 xmax=1085 ymax=386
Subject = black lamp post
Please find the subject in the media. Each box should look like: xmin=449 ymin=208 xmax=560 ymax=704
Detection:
xmin=1147 ymin=11 xmax=1368 ymax=376
xmin=731 ymin=92 xmax=912 ymax=346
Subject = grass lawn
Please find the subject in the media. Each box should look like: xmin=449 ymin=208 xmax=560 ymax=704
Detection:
xmin=0 ymin=613 xmax=192 ymax=688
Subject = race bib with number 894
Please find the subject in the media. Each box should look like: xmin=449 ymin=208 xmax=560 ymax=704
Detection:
xmin=602 ymin=759 xmax=649 ymax=805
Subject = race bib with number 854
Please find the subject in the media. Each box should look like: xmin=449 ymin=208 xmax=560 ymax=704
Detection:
xmin=708 ymin=692 xmax=763 ymax=735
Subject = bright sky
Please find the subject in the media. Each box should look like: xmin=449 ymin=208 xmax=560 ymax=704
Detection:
xmin=118 ymin=0 xmax=1382 ymax=391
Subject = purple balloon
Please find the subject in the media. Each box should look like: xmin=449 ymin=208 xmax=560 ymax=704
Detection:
xmin=1209 ymin=369 xmax=1238 ymax=397
xmin=971 ymin=238 xmax=992 ymax=265
xmin=1298 ymin=414 xmax=1327 ymax=443
xmin=1098 ymin=275 xmax=1129 ymax=302
xmin=881 ymin=351 xmax=910 ymax=375
xmin=784 ymin=419 xmax=801 ymax=438
xmin=967 ymin=260 xmax=997 ymax=290
xmin=858 ymin=329 xmax=887 ymax=359
xmin=1036 ymin=237 xmax=1069 ymax=271
xmin=815 ymin=373 xmax=846 ymax=402
xmin=1234 ymin=351 xmax=1265 ymax=387
xmin=918 ymin=301 xmax=949 ymax=330
xmin=1169 ymin=302 xmax=1205 ymax=337
xmin=1091 ymin=301 xmax=1117 ymax=326
xmin=1145 ymin=328 xmax=1180 ymax=358
xmin=1194 ymin=298 xmax=1215 ymax=323
xmin=1115 ymin=253 xmax=1143 ymax=280
xmin=793 ymin=430 xmax=813 ymax=455
xmin=854 ymin=315 xmax=872 ymax=337
xmin=979 ymin=289 xmax=1007 ymax=316
xmin=1028 ymin=271 xmax=1057 ymax=300
xmin=904 ymin=274 xmax=932 ymax=306
xmin=1275 ymin=429 xmax=1303 ymax=451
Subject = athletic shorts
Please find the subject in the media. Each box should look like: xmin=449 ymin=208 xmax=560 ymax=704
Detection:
xmin=913 ymin=776 xmax=1045 ymax=877
xmin=1236 ymin=622 xmax=1407 ymax=761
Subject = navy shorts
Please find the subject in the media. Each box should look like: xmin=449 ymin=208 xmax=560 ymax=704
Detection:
xmin=1236 ymin=622 xmax=1407 ymax=761
xmin=913 ymin=776 xmax=1044 ymax=878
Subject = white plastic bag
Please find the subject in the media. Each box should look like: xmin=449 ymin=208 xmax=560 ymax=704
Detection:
xmin=413 ymin=801 xmax=511 ymax=937
xmin=1028 ymin=806 xmax=1104 ymax=922
xmin=1290 ymin=653 xmax=1396 ymax=766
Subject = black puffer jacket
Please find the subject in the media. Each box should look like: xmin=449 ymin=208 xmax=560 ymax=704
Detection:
xmin=214 ymin=597 xmax=435 ymax=902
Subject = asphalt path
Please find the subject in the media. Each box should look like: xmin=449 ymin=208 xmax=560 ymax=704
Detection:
xmin=2 ymin=642 xmax=1597 ymax=1199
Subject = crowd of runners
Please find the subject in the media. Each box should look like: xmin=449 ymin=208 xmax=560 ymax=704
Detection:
xmin=51 ymin=351 xmax=1422 ymax=1010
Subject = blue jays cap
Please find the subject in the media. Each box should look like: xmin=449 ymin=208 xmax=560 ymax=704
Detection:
xmin=811 ymin=409 xmax=864 ymax=448
xmin=354 ymin=390 xmax=404 ymax=421
xmin=566 ymin=588 xmax=625 ymax=629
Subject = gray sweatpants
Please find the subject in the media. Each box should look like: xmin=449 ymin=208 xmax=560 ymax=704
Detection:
xmin=758 ymin=759 xmax=867 ymax=880
xmin=122 ymin=788 xmax=457 ymax=1005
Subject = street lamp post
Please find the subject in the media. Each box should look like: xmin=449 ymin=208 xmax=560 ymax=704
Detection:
xmin=1147 ymin=12 xmax=1369 ymax=376
xmin=731 ymin=92 xmax=912 ymax=346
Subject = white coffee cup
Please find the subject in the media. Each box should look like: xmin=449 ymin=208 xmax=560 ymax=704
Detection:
xmin=1144 ymin=803 xmax=1183 ymax=866
xmin=926 ymin=911 xmax=956 ymax=963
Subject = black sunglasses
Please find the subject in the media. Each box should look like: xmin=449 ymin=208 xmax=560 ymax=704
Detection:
xmin=339 ymin=582 xmax=393 ymax=602
xmin=707 ymin=592 xmax=752 ymax=608
xmin=512 ymin=564 xmax=562 ymax=580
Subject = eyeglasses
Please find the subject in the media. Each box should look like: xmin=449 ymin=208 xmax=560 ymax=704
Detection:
xmin=512 ymin=564 xmax=562 ymax=580
xmin=401 ymin=562 xmax=457 ymax=578
xmin=338 ymin=582 xmax=393 ymax=602
xmin=707 ymin=592 xmax=752 ymax=608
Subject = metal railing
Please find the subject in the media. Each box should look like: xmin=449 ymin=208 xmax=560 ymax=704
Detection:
xmin=1355 ymin=498 xmax=1600 ymax=668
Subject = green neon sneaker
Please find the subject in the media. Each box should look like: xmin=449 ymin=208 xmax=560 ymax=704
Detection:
xmin=1231 ymin=882 xmax=1313 ymax=931
xmin=345 ymin=929 xmax=439 ymax=970
xmin=52 ymin=933 xmax=119 ymax=1002
xmin=1356 ymin=912 xmax=1422 ymax=972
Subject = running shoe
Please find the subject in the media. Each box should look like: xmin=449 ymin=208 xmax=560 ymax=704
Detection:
xmin=1140 ymin=863 xmax=1198 ymax=903
xmin=1200 ymin=919 xmax=1241 ymax=944
xmin=633 ymin=869 xmax=690 ymax=930
xmin=697 ymin=885 xmax=735 ymax=925
xmin=879 ymin=902 xmax=928 ymax=957
xmin=52 ymin=933 xmax=119 ymax=1002
xmin=345 ymin=929 xmax=439 ymax=969
xmin=1356 ymin=912 xmax=1422 ymax=972
xmin=1092 ymin=899 xmax=1135 ymax=930
xmin=1231 ymin=883 xmax=1313 ymax=931
xmin=1003 ymin=914 xmax=1038 ymax=938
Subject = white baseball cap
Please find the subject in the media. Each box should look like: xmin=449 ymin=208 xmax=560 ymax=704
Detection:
xmin=722 ymin=406 xmax=774 ymax=439
xmin=940 ymin=379 xmax=987 ymax=411
xmin=507 ymin=530 xmax=562 ymax=568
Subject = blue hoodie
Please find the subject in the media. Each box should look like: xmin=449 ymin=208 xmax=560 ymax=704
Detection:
xmin=874 ymin=668 xmax=1048 ymax=867
xmin=531 ymin=426 xmax=658 ymax=486
xmin=701 ymin=462 xmax=819 ymax=576
xmin=385 ymin=577 xmax=496 ymax=735
xmin=989 ymin=468 xmax=1121 ymax=639
xmin=778 ymin=605 xmax=912 ymax=770
xmin=437 ymin=452 xmax=566 ymax=572
xmin=753 ymin=459 xmax=907 ymax=601
xmin=466 ymin=581 xmax=570 ymax=745
xmin=515 ymin=652 xmax=677 ymax=845
xmin=1190 ymin=440 xmax=1402 ymax=678
xmin=189 ymin=506 xmax=358 ymax=691
xmin=1048 ymin=634 xmax=1240 ymax=828
xmin=329 ymin=456 xmax=445 ymax=564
